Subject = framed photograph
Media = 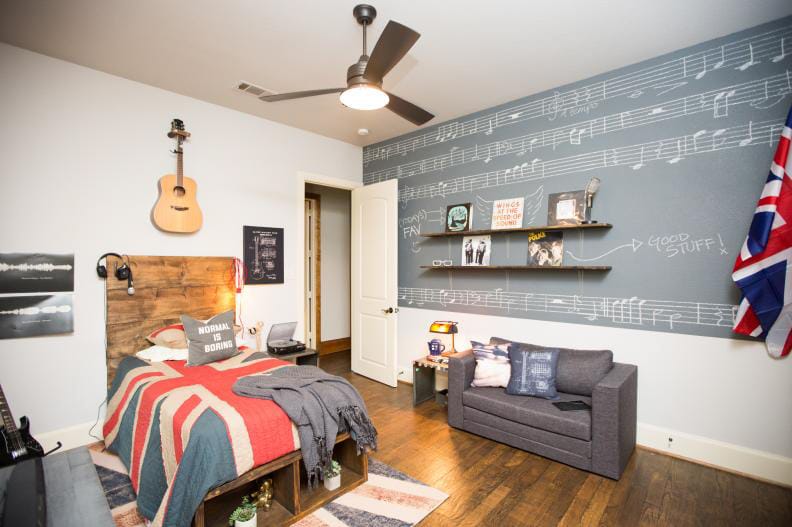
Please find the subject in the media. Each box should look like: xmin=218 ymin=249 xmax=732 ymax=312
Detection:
xmin=445 ymin=203 xmax=472 ymax=233
xmin=461 ymin=235 xmax=491 ymax=266
xmin=244 ymin=226 xmax=284 ymax=284
xmin=547 ymin=191 xmax=585 ymax=226
xmin=0 ymin=294 xmax=74 ymax=339
xmin=0 ymin=253 xmax=74 ymax=294
xmin=491 ymin=198 xmax=524 ymax=230
xmin=527 ymin=231 xmax=564 ymax=266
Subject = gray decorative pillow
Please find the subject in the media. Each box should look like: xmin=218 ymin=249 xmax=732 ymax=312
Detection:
xmin=491 ymin=336 xmax=612 ymax=396
xmin=181 ymin=310 xmax=239 ymax=366
xmin=506 ymin=344 xmax=560 ymax=399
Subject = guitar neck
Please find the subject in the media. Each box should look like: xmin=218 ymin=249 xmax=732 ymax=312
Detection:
xmin=176 ymin=149 xmax=183 ymax=188
xmin=0 ymin=385 xmax=18 ymax=433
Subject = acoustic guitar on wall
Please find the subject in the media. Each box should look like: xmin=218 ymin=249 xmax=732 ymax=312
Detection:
xmin=151 ymin=119 xmax=203 ymax=233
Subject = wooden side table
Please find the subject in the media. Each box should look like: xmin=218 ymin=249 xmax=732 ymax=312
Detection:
xmin=264 ymin=347 xmax=319 ymax=366
xmin=412 ymin=357 xmax=449 ymax=406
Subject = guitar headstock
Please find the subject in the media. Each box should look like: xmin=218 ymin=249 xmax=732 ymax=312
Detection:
xmin=167 ymin=118 xmax=191 ymax=140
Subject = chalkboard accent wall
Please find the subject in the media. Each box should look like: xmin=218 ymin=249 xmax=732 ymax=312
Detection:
xmin=363 ymin=16 xmax=792 ymax=339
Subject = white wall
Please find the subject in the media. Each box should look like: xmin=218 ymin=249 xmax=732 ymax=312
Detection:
xmin=305 ymin=184 xmax=351 ymax=342
xmin=398 ymin=307 xmax=792 ymax=485
xmin=0 ymin=43 xmax=361 ymax=445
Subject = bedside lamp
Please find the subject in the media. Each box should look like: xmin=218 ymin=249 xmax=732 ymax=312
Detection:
xmin=429 ymin=321 xmax=458 ymax=355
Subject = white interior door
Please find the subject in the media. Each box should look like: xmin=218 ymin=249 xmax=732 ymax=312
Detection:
xmin=351 ymin=179 xmax=398 ymax=387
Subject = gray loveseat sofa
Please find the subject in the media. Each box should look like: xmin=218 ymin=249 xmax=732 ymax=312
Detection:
xmin=448 ymin=340 xmax=637 ymax=479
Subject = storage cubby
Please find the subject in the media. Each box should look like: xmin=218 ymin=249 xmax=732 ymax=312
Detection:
xmin=193 ymin=433 xmax=367 ymax=527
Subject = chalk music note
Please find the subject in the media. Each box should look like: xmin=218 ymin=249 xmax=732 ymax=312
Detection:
xmin=667 ymin=139 xmax=684 ymax=164
xmin=713 ymin=46 xmax=725 ymax=69
xmin=713 ymin=89 xmax=735 ymax=118
xmin=650 ymin=107 xmax=666 ymax=115
xmin=604 ymin=149 xmax=618 ymax=167
xmin=695 ymin=54 xmax=707 ymax=80
xmin=692 ymin=130 xmax=707 ymax=152
xmin=530 ymin=158 xmax=543 ymax=177
xmin=750 ymin=80 xmax=786 ymax=110
xmin=736 ymin=43 xmax=760 ymax=71
xmin=711 ymin=128 xmax=728 ymax=149
xmin=772 ymin=37 xmax=788 ymax=63
xmin=485 ymin=119 xmax=493 ymax=135
xmin=631 ymin=147 xmax=645 ymax=170
xmin=739 ymin=121 xmax=754 ymax=147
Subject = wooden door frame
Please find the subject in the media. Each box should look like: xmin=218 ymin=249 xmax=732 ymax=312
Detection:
xmin=296 ymin=172 xmax=361 ymax=355
xmin=305 ymin=193 xmax=321 ymax=350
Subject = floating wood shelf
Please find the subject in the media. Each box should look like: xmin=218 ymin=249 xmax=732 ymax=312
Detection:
xmin=420 ymin=265 xmax=611 ymax=271
xmin=420 ymin=223 xmax=612 ymax=238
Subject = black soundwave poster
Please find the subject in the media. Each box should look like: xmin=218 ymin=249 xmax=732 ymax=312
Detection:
xmin=0 ymin=294 xmax=74 ymax=339
xmin=244 ymin=226 xmax=284 ymax=284
xmin=0 ymin=253 xmax=74 ymax=293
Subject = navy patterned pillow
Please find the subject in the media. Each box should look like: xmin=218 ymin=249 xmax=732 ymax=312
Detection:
xmin=506 ymin=344 xmax=560 ymax=399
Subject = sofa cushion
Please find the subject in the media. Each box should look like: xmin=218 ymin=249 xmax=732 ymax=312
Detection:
xmin=463 ymin=387 xmax=591 ymax=441
xmin=490 ymin=337 xmax=613 ymax=396
xmin=463 ymin=406 xmax=591 ymax=459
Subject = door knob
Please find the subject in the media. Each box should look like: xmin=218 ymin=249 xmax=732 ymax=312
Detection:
xmin=382 ymin=307 xmax=394 ymax=314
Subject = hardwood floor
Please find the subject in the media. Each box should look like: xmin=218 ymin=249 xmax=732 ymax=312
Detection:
xmin=320 ymin=351 xmax=792 ymax=527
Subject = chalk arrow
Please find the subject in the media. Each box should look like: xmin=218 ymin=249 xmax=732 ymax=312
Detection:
xmin=565 ymin=239 xmax=643 ymax=262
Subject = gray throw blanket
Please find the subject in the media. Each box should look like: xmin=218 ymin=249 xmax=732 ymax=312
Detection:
xmin=232 ymin=366 xmax=377 ymax=485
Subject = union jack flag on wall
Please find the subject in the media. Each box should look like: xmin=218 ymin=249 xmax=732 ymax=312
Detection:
xmin=732 ymin=106 xmax=792 ymax=358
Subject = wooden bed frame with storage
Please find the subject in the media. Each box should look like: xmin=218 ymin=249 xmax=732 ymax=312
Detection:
xmin=103 ymin=255 xmax=367 ymax=526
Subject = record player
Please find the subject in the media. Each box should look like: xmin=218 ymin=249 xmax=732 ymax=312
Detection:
xmin=266 ymin=322 xmax=306 ymax=355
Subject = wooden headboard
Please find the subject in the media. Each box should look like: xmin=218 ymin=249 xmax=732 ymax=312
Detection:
xmin=104 ymin=255 xmax=236 ymax=387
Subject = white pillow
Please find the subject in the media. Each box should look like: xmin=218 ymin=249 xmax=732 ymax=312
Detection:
xmin=471 ymin=358 xmax=511 ymax=388
xmin=136 ymin=345 xmax=189 ymax=362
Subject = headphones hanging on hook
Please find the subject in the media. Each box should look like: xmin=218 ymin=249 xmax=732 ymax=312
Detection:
xmin=96 ymin=252 xmax=135 ymax=295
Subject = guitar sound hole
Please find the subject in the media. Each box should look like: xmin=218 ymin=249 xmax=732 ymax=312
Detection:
xmin=173 ymin=185 xmax=186 ymax=197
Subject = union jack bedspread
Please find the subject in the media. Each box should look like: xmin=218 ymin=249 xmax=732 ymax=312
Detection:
xmin=103 ymin=350 xmax=299 ymax=527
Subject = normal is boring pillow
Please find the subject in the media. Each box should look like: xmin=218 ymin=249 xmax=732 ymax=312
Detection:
xmin=181 ymin=310 xmax=240 ymax=366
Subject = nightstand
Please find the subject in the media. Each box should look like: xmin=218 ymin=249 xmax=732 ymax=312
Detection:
xmin=265 ymin=347 xmax=319 ymax=366
xmin=413 ymin=357 xmax=449 ymax=406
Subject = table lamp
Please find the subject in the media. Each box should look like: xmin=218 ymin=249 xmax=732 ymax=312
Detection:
xmin=429 ymin=321 xmax=458 ymax=355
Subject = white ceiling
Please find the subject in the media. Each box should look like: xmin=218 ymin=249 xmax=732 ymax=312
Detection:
xmin=2 ymin=0 xmax=792 ymax=146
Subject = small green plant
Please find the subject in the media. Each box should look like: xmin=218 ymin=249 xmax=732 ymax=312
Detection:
xmin=228 ymin=496 xmax=256 ymax=525
xmin=326 ymin=460 xmax=342 ymax=478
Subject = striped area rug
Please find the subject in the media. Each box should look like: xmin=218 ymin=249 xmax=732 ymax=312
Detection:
xmin=89 ymin=444 xmax=447 ymax=526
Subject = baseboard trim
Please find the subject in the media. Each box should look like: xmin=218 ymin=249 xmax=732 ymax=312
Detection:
xmin=34 ymin=412 xmax=791 ymax=488
xmin=36 ymin=421 xmax=98 ymax=453
xmin=637 ymin=423 xmax=792 ymax=488
xmin=318 ymin=337 xmax=350 ymax=355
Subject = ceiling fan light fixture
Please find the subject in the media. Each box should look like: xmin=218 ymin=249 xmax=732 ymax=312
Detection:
xmin=339 ymin=85 xmax=389 ymax=110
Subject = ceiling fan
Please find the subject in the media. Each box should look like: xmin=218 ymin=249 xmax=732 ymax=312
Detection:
xmin=257 ymin=4 xmax=434 ymax=126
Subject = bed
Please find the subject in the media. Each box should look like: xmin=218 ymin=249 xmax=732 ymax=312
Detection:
xmin=101 ymin=256 xmax=367 ymax=527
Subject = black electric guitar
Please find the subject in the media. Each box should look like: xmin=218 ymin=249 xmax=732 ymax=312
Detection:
xmin=0 ymin=384 xmax=51 ymax=467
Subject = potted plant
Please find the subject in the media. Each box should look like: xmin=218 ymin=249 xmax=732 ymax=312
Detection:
xmin=324 ymin=460 xmax=342 ymax=491
xmin=228 ymin=496 xmax=257 ymax=527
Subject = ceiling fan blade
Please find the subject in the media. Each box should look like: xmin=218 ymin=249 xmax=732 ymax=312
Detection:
xmin=259 ymin=88 xmax=345 ymax=102
xmin=364 ymin=21 xmax=420 ymax=82
xmin=385 ymin=92 xmax=434 ymax=125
